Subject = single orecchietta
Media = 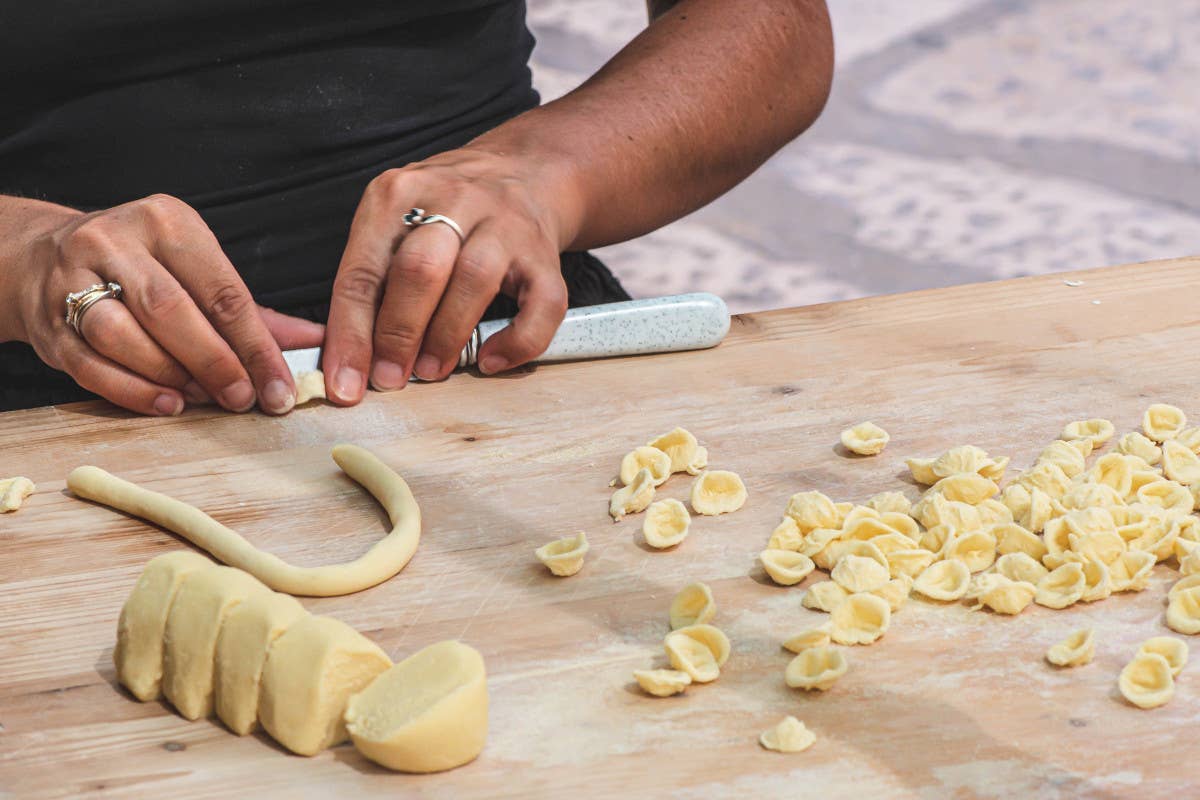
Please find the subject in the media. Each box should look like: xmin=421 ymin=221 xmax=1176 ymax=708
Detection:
xmin=784 ymin=646 xmax=847 ymax=691
xmin=1143 ymin=404 xmax=1187 ymax=443
xmin=1137 ymin=637 xmax=1187 ymax=677
xmin=759 ymin=716 xmax=816 ymax=753
xmin=1062 ymin=418 xmax=1115 ymax=447
xmin=534 ymin=532 xmax=589 ymax=577
xmin=829 ymin=593 xmax=890 ymax=646
xmin=1118 ymin=652 xmax=1175 ymax=709
xmin=646 ymin=427 xmax=704 ymax=474
xmin=782 ymin=627 xmax=832 ymax=654
xmin=840 ymin=421 xmax=890 ymax=456
xmin=1166 ymin=585 xmax=1200 ymax=635
xmin=912 ymin=560 xmax=970 ymax=602
xmin=1045 ymin=628 xmax=1095 ymax=667
xmin=760 ymin=550 xmax=816 ymax=586
xmin=0 ymin=476 xmax=36 ymax=513
xmin=642 ymin=499 xmax=691 ymax=549
xmin=663 ymin=624 xmax=730 ymax=683
xmin=689 ymin=470 xmax=747 ymax=516
xmin=619 ymin=446 xmax=672 ymax=487
xmin=610 ymin=468 xmax=656 ymax=522
xmin=633 ymin=668 xmax=692 ymax=697
xmin=669 ymin=582 xmax=716 ymax=630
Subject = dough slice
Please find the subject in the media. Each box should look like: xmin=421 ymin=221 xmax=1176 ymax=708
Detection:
xmin=345 ymin=640 xmax=487 ymax=773
xmin=293 ymin=370 xmax=327 ymax=405
xmin=162 ymin=565 xmax=271 ymax=720
xmin=114 ymin=551 xmax=214 ymax=701
xmin=214 ymin=591 xmax=309 ymax=735
xmin=0 ymin=476 xmax=36 ymax=512
xmin=259 ymin=615 xmax=392 ymax=756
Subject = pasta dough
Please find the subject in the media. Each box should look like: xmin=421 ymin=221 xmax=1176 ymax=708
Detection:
xmin=664 ymin=624 xmax=730 ymax=683
xmin=830 ymin=554 xmax=889 ymax=593
xmin=1045 ymin=628 xmax=1095 ymax=667
xmin=801 ymin=581 xmax=849 ymax=612
xmin=1117 ymin=432 xmax=1162 ymax=465
xmin=913 ymin=560 xmax=970 ymax=602
xmin=535 ymin=532 xmax=589 ymax=577
xmin=259 ymin=615 xmax=393 ymax=756
xmin=1166 ymin=586 xmax=1200 ymax=635
xmin=866 ymin=491 xmax=911 ymax=515
xmin=968 ymin=573 xmax=1035 ymax=615
xmin=994 ymin=552 xmax=1049 ymax=585
xmin=669 ymin=582 xmax=716 ymax=630
xmin=114 ymin=550 xmax=214 ymax=701
xmin=1118 ymin=652 xmax=1175 ymax=709
xmin=760 ymin=550 xmax=816 ymax=586
xmin=1143 ymin=404 xmax=1187 ymax=443
xmin=633 ymin=668 xmax=692 ymax=697
xmin=1062 ymin=418 xmax=1115 ymax=447
xmin=785 ymin=491 xmax=842 ymax=533
xmin=344 ymin=640 xmax=488 ymax=773
xmin=642 ymin=499 xmax=691 ymax=549
xmin=293 ymin=371 xmax=327 ymax=405
xmin=759 ymin=716 xmax=816 ymax=753
xmin=610 ymin=468 xmax=656 ymax=521
xmin=1109 ymin=550 xmax=1155 ymax=592
xmin=68 ymin=444 xmax=422 ymax=597
xmin=646 ymin=428 xmax=701 ymax=474
xmin=829 ymin=593 xmax=890 ymax=645
xmin=782 ymin=628 xmax=832 ymax=653
xmin=619 ymin=446 xmax=672 ymax=487
xmin=1035 ymin=562 xmax=1086 ymax=609
xmin=1161 ymin=440 xmax=1200 ymax=485
xmin=690 ymin=470 xmax=747 ymax=516
xmin=840 ymin=421 xmax=889 ymax=456
xmin=785 ymin=646 xmax=847 ymax=691
xmin=1137 ymin=637 xmax=1188 ymax=676
xmin=0 ymin=476 xmax=35 ymax=512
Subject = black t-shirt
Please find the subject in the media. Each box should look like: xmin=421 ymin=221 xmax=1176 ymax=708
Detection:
xmin=0 ymin=1 xmax=629 ymax=409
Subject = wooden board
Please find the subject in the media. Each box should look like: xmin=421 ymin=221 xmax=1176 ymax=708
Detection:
xmin=3 ymin=259 xmax=1200 ymax=799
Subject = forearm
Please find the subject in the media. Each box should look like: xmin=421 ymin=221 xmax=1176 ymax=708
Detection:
xmin=0 ymin=195 xmax=81 ymax=342
xmin=470 ymin=0 xmax=834 ymax=250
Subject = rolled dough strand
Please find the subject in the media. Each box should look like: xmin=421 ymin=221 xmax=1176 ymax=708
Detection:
xmin=66 ymin=444 xmax=421 ymax=597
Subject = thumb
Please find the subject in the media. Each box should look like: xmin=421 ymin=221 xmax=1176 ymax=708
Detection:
xmin=258 ymin=306 xmax=325 ymax=350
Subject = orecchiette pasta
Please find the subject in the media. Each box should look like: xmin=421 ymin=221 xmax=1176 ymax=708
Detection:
xmin=870 ymin=576 xmax=913 ymax=612
xmin=1169 ymin=574 xmax=1200 ymax=602
xmin=785 ymin=491 xmax=841 ymax=533
xmin=829 ymin=593 xmax=891 ymax=645
xmin=767 ymin=517 xmax=804 ymax=551
xmin=1045 ymin=628 xmax=1095 ymax=667
xmin=610 ymin=468 xmax=656 ymax=521
xmin=1143 ymin=404 xmax=1187 ymax=443
xmin=784 ymin=646 xmax=848 ymax=691
xmin=968 ymin=573 xmax=1036 ymax=615
xmin=1116 ymin=432 xmax=1162 ymax=465
xmin=992 ymin=522 xmax=1049 ymax=561
xmin=942 ymin=530 xmax=998 ymax=573
xmin=1109 ymin=550 xmax=1155 ymax=592
xmin=1037 ymin=440 xmax=1088 ymax=479
xmin=633 ymin=669 xmax=692 ymax=697
xmin=534 ymin=532 xmax=589 ymax=577
xmin=1035 ymin=562 xmax=1087 ymax=609
xmin=886 ymin=549 xmax=936 ymax=580
xmin=782 ymin=627 xmax=831 ymax=654
xmin=905 ymin=457 xmax=939 ymax=486
xmin=801 ymin=581 xmax=850 ymax=613
xmin=1077 ymin=557 xmax=1112 ymax=603
xmin=669 ymin=582 xmax=716 ymax=630
xmin=830 ymin=554 xmax=890 ymax=593
xmin=759 ymin=716 xmax=816 ymax=753
xmin=865 ymin=491 xmax=912 ymax=515
xmin=928 ymin=473 xmax=999 ymax=505
xmin=840 ymin=421 xmax=890 ymax=456
xmin=1118 ymin=652 xmax=1175 ymax=709
xmin=1136 ymin=480 xmax=1193 ymax=516
xmin=1162 ymin=440 xmax=1200 ymax=485
xmin=1061 ymin=418 xmax=1115 ymax=447
xmin=1138 ymin=637 xmax=1188 ymax=677
xmin=994 ymin=552 xmax=1049 ymax=585
xmin=663 ymin=624 xmax=730 ymax=683
xmin=619 ymin=446 xmax=672 ymax=487
xmin=1016 ymin=461 xmax=1072 ymax=500
xmin=760 ymin=550 xmax=817 ymax=586
xmin=690 ymin=470 xmax=747 ymax=516
xmin=913 ymin=560 xmax=971 ymax=602
xmin=642 ymin=499 xmax=691 ymax=549
xmin=1166 ymin=586 xmax=1200 ymax=635
xmin=646 ymin=427 xmax=701 ymax=474
xmin=932 ymin=445 xmax=993 ymax=479
xmin=1176 ymin=426 xmax=1200 ymax=454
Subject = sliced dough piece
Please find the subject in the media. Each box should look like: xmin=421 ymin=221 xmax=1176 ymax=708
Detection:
xmin=1045 ymin=628 xmax=1095 ymax=667
xmin=760 ymin=550 xmax=816 ymax=586
xmin=1138 ymin=637 xmax=1187 ymax=677
xmin=829 ymin=593 xmax=890 ymax=645
xmin=68 ymin=444 xmax=421 ymax=597
xmin=162 ymin=565 xmax=270 ymax=720
xmin=344 ymin=640 xmax=487 ymax=773
xmin=535 ymin=532 xmax=589 ymax=577
xmin=1035 ymin=562 xmax=1086 ymax=609
xmin=610 ymin=468 xmax=655 ymax=521
xmin=759 ymin=716 xmax=816 ymax=753
xmin=690 ymin=470 xmax=747 ymax=515
xmin=1117 ymin=432 xmax=1162 ymax=465
xmin=293 ymin=370 xmax=327 ymax=405
xmin=782 ymin=627 xmax=831 ymax=654
xmin=830 ymin=554 xmax=889 ymax=593
xmin=1143 ymin=404 xmax=1187 ymax=443
xmin=669 ymin=582 xmax=716 ymax=630
xmin=663 ymin=624 xmax=730 ymax=683
xmin=642 ymin=499 xmax=691 ymax=549
xmin=1166 ymin=586 xmax=1200 ymax=635
xmin=1118 ymin=652 xmax=1175 ymax=709
xmin=785 ymin=646 xmax=847 ymax=691
xmin=619 ymin=446 xmax=672 ymax=487
xmin=1062 ymin=418 xmax=1115 ymax=447
xmin=840 ymin=421 xmax=889 ymax=456
xmin=1162 ymin=440 xmax=1200 ymax=485
xmin=633 ymin=668 xmax=691 ymax=697
xmin=214 ymin=591 xmax=309 ymax=735
xmin=801 ymin=581 xmax=850 ymax=612
xmin=260 ymin=615 xmax=392 ymax=756
xmin=646 ymin=427 xmax=700 ymax=474
xmin=0 ymin=476 xmax=36 ymax=512
xmin=913 ymin=560 xmax=971 ymax=602
xmin=114 ymin=551 xmax=214 ymax=701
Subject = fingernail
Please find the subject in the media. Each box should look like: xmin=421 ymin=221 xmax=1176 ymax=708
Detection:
xmin=219 ymin=380 xmax=255 ymax=412
xmin=479 ymin=355 xmax=508 ymax=375
xmin=183 ymin=381 xmax=212 ymax=405
xmin=335 ymin=366 xmax=364 ymax=400
xmin=370 ymin=360 xmax=407 ymax=391
xmin=413 ymin=354 xmax=441 ymax=381
xmin=261 ymin=378 xmax=295 ymax=415
xmin=154 ymin=393 xmax=184 ymax=416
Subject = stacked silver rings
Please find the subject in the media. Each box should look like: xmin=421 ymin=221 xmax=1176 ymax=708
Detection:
xmin=65 ymin=281 xmax=123 ymax=335
xmin=402 ymin=207 xmax=465 ymax=243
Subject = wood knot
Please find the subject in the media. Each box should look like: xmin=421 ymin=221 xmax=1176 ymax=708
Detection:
xmin=162 ymin=741 xmax=187 ymax=752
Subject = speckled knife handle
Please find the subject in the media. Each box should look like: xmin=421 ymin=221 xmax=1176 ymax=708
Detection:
xmin=456 ymin=292 xmax=730 ymax=368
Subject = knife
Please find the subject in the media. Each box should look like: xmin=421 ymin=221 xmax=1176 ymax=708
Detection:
xmin=281 ymin=292 xmax=730 ymax=380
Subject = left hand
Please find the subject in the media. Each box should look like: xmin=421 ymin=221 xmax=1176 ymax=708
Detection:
xmin=321 ymin=145 xmax=576 ymax=404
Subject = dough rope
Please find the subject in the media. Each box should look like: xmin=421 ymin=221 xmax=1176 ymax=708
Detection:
xmin=67 ymin=444 xmax=421 ymax=597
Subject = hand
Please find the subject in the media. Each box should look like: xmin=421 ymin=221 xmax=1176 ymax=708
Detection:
xmin=322 ymin=144 xmax=576 ymax=404
xmin=13 ymin=195 xmax=324 ymax=415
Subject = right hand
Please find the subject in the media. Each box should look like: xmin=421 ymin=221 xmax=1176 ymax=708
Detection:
xmin=12 ymin=194 xmax=323 ymax=416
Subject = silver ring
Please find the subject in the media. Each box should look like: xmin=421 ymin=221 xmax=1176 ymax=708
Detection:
xmin=402 ymin=207 xmax=465 ymax=243
xmin=65 ymin=281 xmax=123 ymax=336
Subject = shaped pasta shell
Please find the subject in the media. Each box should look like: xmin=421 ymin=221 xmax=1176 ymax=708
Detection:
xmin=1109 ymin=550 xmax=1156 ymax=593
xmin=785 ymin=491 xmax=841 ymax=532
xmin=534 ymin=532 xmax=589 ymax=577
xmin=1143 ymin=404 xmax=1187 ymax=443
xmin=829 ymin=593 xmax=890 ymax=645
xmin=969 ymin=573 xmax=1036 ymax=615
xmin=942 ymin=530 xmax=998 ymax=573
xmin=840 ymin=421 xmax=889 ymax=456
xmin=830 ymin=554 xmax=890 ymax=593
xmin=1138 ymin=637 xmax=1188 ymax=677
xmin=814 ymin=539 xmax=887 ymax=573
xmin=870 ymin=576 xmax=913 ymax=612
xmin=801 ymin=581 xmax=850 ymax=613
xmin=1166 ymin=586 xmax=1200 ymax=635
xmin=642 ymin=499 xmax=691 ymax=549
xmin=759 ymin=716 xmax=816 ymax=753
xmin=1077 ymin=558 xmax=1112 ymax=603
xmin=610 ymin=468 xmax=656 ymax=521
xmin=690 ymin=470 xmax=747 ymax=516
xmin=619 ymin=446 xmax=672 ymax=487
xmin=865 ymin=491 xmax=912 ymax=515
xmin=932 ymin=445 xmax=992 ymax=479
xmin=663 ymin=624 xmax=730 ymax=683
xmin=1169 ymin=574 xmax=1200 ymax=602
xmin=995 ymin=552 xmax=1049 ymax=585
xmin=1016 ymin=461 xmax=1072 ymax=499
xmin=1034 ymin=562 xmax=1086 ymax=609
xmin=1116 ymin=432 xmax=1162 ymax=465
xmin=767 ymin=517 xmax=805 ymax=551
xmin=976 ymin=499 xmax=1014 ymax=526
xmin=646 ymin=427 xmax=700 ymax=474
xmin=669 ymin=582 xmax=716 ymax=630
xmin=633 ymin=669 xmax=691 ymax=697
xmin=905 ymin=457 xmax=939 ymax=485
xmin=1136 ymin=480 xmax=1193 ymax=516
xmin=1062 ymin=418 xmax=1115 ymax=447
xmin=685 ymin=446 xmax=709 ymax=476
xmin=800 ymin=527 xmax=842 ymax=559
xmin=928 ymin=473 xmax=999 ymax=505
xmin=785 ymin=646 xmax=848 ymax=691
xmin=1068 ymin=530 xmax=1126 ymax=566
xmin=1084 ymin=453 xmax=1135 ymax=498
xmin=1162 ymin=440 xmax=1200 ymax=485
xmin=782 ymin=627 xmax=832 ymax=654
xmin=992 ymin=522 xmax=1048 ymax=561
xmin=760 ymin=550 xmax=817 ymax=586
xmin=1037 ymin=440 xmax=1087 ymax=479
xmin=913 ymin=560 xmax=971 ymax=602
xmin=1060 ymin=483 xmax=1123 ymax=511
xmin=1045 ymin=628 xmax=1095 ymax=667
xmin=886 ymin=549 xmax=936 ymax=580
xmin=1118 ymin=652 xmax=1175 ymax=709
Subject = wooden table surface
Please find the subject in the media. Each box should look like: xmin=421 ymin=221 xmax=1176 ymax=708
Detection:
xmin=3 ymin=259 xmax=1200 ymax=799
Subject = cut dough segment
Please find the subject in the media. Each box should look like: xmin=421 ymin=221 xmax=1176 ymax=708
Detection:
xmin=344 ymin=640 xmax=487 ymax=773
xmin=646 ymin=427 xmax=700 ymax=474
xmin=0 ymin=476 xmax=35 ymax=512
xmin=68 ymin=444 xmax=422 ymax=597
xmin=829 ymin=593 xmax=890 ymax=645
xmin=760 ymin=550 xmax=816 ymax=586
xmin=801 ymin=581 xmax=850 ymax=612
xmin=1137 ymin=637 xmax=1187 ymax=677
xmin=840 ymin=421 xmax=889 ymax=456
xmin=690 ymin=470 xmax=747 ymax=515
xmin=1166 ymin=586 xmax=1200 ymax=635
xmin=162 ymin=565 xmax=270 ymax=720
xmin=782 ymin=628 xmax=832 ymax=654
xmin=785 ymin=646 xmax=847 ymax=691
xmin=664 ymin=624 xmax=730 ymax=683
xmin=114 ymin=551 xmax=214 ymax=701
xmin=830 ymin=554 xmax=890 ymax=593
xmin=293 ymin=371 xmax=327 ymax=405
xmin=1035 ymin=562 xmax=1087 ymax=609
xmin=865 ymin=491 xmax=911 ymax=515
xmin=1162 ymin=440 xmax=1200 ymax=485
xmin=619 ymin=446 xmax=672 ymax=487
xmin=535 ymin=532 xmax=589 ymax=577
xmin=669 ymin=582 xmax=716 ymax=630
xmin=642 ymin=499 xmax=691 ymax=549
xmin=259 ymin=615 xmax=392 ymax=756
xmin=633 ymin=668 xmax=692 ymax=697
xmin=1143 ymin=404 xmax=1187 ymax=443
xmin=1045 ymin=628 xmax=1095 ymax=667
xmin=214 ymin=591 xmax=309 ymax=735
xmin=913 ymin=560 xmax=971 ymax=602
xmin=1118 ymin=652 xmax=1175 ymax=709
xmin=759 ymin=716 xmax=816 ymax=753
xmin=968 ymin=574 xmax=1036 ymax=615
xmin=1117 ymin=432 xmax=1162 ymax=465
xmin=610 ymin=468 xmax=656 ymax=521
xmin=1061 ymin=418 xmax=1115 ymax=447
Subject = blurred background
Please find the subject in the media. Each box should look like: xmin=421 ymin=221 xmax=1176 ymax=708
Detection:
xmin=526 ymin=1 xmax=1200 ymax=313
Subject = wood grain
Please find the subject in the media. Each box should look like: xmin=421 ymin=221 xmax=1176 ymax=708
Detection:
xmin=3 ymin=259 xmax=1200 ymax=799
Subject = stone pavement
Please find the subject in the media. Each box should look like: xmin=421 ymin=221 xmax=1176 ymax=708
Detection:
xmin=526 ymin=1 xmax=1200 ymax=313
